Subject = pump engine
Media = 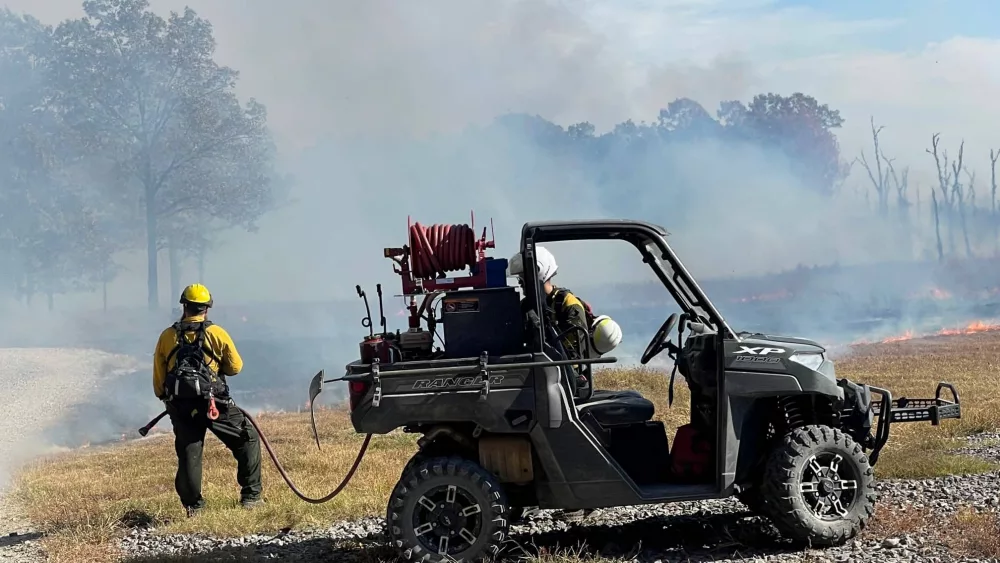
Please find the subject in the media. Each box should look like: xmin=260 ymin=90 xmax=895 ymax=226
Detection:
xmin=355 ymin=213 xmax=524 ymax=364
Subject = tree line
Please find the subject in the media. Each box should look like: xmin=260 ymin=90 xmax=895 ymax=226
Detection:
xmin=488 ymin=100 xmax=1000 ymax=265
xmin=3 ymin=0 xmax=969 ymax=312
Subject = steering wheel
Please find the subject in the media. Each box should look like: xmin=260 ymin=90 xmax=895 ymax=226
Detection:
xmin=641 ymin=313 xmax=680 ymax=365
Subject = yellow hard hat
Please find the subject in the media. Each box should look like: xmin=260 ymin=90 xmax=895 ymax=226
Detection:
xmin=179 ymin=283 xmax=213 ymax=307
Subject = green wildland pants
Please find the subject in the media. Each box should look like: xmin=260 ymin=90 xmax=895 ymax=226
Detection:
xmin=166 ymin=397 xmax=263 ymax=508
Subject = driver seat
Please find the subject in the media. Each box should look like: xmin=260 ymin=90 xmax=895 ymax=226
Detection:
xmin=578 ymin=389 xmax=656 ymax=426
xmin=560 ymin=359 xmax=655 ymax=426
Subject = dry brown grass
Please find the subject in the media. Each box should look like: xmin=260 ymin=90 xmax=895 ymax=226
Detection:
xmin=865 ymin=504 xmax=935 ymax=538
xmin=863 ymin=504 xmax=1000 ymax=560
xmin=11 ymin=331 xmax=1000 ymax=562
xmin=946 ymin=507 xmax=1000 ymax=558
xmin=834 ymin=332 xmax=1000 ymax=477
xmin=11 ymin=404 xmax=417 ymax=561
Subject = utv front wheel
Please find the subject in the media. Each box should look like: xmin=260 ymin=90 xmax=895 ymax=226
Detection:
xmin=760 ymin=425 xmax=875 ymax=547
xmin=387 ymin=456 xmax=510 ymax=562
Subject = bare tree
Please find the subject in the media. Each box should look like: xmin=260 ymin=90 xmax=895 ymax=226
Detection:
xmin=857 ymin=117 xmax=891 ymax=217
xmin=882 ymin=149 xmax=911 ymax=253
xmin=991 ymin=148 xmax=999 ymax=254
xmin=927 ymin=133 xmax=957 ymax=255
xmin=931 ymin=189 xmax=944 ymax=262
xmin=949 ymin=141 xmax=973 ymax=257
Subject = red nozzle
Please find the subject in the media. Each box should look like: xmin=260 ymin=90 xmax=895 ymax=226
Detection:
xmin=207 ymin=396 xmax=220 ymax=420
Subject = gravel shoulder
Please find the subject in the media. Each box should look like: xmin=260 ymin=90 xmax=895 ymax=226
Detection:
xmin=115 ymin=432 xmax=1000 ymax=563
xmin=0 ymin=347 xmax=142 ymax=563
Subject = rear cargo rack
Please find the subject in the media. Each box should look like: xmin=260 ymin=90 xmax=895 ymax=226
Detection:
xmin=867 ymin=382 xmax=961 ymax=465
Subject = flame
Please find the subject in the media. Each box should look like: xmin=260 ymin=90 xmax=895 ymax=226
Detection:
xmin=937 ymin=320 xmax=1000 ymax=335
xmin=882 ymin=330 xmax=913 ymax=343
xmin=852 ymin=319 xmax=1000 ymax=346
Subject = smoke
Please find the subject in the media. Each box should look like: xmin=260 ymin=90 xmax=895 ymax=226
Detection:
xmin=1 ymin=0 xmax=999 ymax=458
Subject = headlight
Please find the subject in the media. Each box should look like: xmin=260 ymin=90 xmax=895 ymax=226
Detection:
xmin=788 ymin=352 xmax=825 ymax=371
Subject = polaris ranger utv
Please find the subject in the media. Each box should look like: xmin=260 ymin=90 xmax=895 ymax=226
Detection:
xmin=309 ymin=218 xmax=961 ymax=562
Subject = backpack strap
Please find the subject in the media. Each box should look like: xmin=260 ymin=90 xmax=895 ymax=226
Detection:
xmin=165 ymin=320 xmax=222 ymax=366
xmin=553 ymin=287 xmax=596 ymax=326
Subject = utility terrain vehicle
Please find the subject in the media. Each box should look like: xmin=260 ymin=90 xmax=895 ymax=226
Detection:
xmin=309 ymin=217 xmax=962 ymax=562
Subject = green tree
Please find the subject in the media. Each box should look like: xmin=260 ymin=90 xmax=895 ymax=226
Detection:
xmin=719 ymin=92 xmax=849 ymax=196
xmin=47 ymin=0 xmax=279 ymax=310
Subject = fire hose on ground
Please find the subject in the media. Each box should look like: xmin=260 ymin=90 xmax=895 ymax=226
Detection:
xmin=138 ymin=405 xmax=373 ymax=505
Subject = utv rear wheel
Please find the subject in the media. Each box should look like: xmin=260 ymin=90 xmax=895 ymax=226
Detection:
xmin=760 ymin=425 xmax=875 ymax=547
xmin=387 ymin=456 xmax=510 ymax=562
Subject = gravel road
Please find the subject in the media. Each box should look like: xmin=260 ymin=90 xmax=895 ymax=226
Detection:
xmin=115 ymin=432 xmax=1000 ymax=563
xmin=0 ymin=347 xmax=141 ymax=563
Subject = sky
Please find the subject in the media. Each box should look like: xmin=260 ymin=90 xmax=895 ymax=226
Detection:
xmin=7 ymin=0 xmax=997 ymax=156
xmin=3 ymin=0 xmax=1000 ymax=306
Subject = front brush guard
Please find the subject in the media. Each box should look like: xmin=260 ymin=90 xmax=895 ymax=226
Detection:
xmin=866 ymin=382 xmax=962 ymax=465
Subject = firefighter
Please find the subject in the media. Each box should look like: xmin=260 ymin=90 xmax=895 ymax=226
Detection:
xmin=508 ymin=245 xmax=622 ymax=362
xmin=508 ymin=247 xmax=622 ymax=525
xmin=153 ymin=283 xmax=263 ymax=517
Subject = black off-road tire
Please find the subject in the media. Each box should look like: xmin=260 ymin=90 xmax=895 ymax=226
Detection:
xmin=400 ymin=452 xmax=429 ymax=481
xmin=759 ymin=425 xmax=876 ymax=547
xmin=387 ymin=456 xmax=510 ymax=562
xmin=398 ymin=453 xmax=534 ymax=526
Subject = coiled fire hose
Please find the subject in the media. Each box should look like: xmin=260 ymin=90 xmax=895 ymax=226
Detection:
xmin=138 ymin=407 xmax=373 ymax=505
xmin=409 ymin=222 xmax=477 ymax=277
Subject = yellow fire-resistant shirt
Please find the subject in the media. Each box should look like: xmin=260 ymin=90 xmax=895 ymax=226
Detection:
xmin=152 ymin=313 xmax=243 ymax=399
xmin=548 ymin=288 xmax=590 ymax=359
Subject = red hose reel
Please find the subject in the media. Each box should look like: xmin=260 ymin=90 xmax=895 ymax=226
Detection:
xmin=408 ymin=223 xmax=478 ymax=279
xmin=385 ymin=213 xmax=496 ymax=295
xmin=382 ymin=213 xmax=497 ymax=333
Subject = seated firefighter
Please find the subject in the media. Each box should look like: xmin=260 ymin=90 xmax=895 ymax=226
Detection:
xmin=507 ymin=245 xmax=623 ymax=392
xmin=509 ymin=246 xmax=630 ymax=524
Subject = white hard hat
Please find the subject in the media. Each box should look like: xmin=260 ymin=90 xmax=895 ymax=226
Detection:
xmin=508 ymin=245 xmax=558 ymax=283
xmin=590 ymin=315 xmax=622 ymax=355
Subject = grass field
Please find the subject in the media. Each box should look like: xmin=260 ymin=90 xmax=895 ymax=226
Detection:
xmin=10 ymin=330 xmax=1000 ymax=562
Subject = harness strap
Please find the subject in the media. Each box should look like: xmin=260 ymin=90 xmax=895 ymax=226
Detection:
xmin=165 ymin=320 xmax=222 ymax=366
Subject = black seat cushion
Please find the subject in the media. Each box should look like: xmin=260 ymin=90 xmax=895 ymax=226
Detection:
xmin=578 ymin=389 xmax=655 ymax=426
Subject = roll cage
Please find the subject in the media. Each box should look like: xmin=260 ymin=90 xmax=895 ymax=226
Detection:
xmin=517 ymin=219 xmax=739 ymax=349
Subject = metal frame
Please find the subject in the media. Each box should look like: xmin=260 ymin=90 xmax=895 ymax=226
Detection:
xmin=518 ymin=219 xmax=738 ymax=341
xmin=867 ymin=382 xmax=961 ymax=464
